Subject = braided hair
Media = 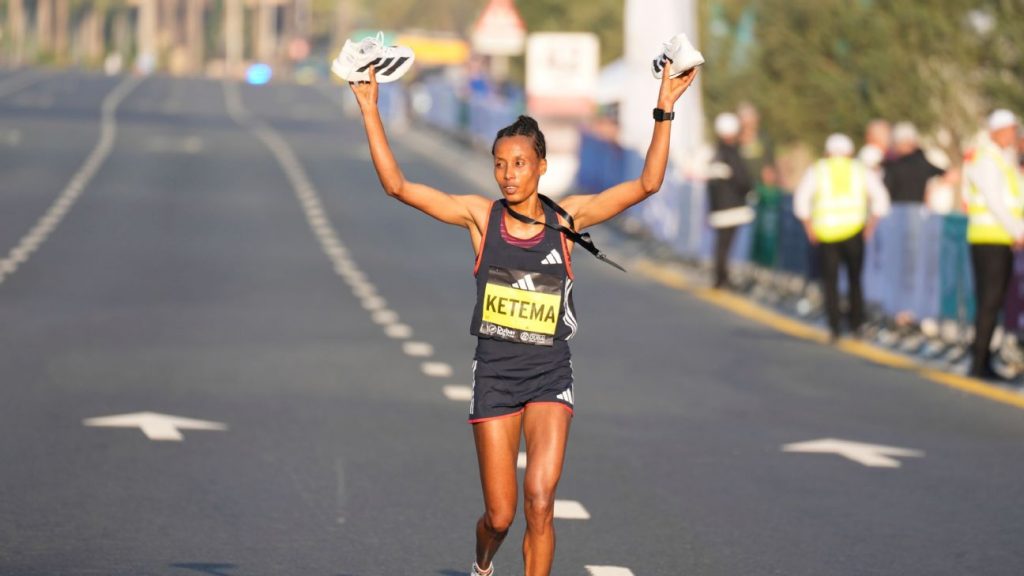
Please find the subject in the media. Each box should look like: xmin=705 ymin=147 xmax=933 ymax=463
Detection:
xmin=492 ymin=115 xmax=547 ymax=160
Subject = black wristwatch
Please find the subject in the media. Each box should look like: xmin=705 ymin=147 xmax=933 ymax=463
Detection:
xmin=653 ymin=108 xmax=675 ymax=122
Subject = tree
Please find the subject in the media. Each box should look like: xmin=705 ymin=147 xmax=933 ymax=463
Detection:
xmin=701 ymin=0 xmax=1021 ymax=151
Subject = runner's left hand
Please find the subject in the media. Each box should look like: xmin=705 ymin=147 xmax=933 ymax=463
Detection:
xmin=658 ymin=66 xmax=698 ymax=111
xmin=349 ymin=65 xmax=379 ymax=111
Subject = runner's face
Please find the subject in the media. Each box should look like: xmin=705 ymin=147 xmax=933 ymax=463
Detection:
xmin=493 ymin=136 xmax=546 ymax=204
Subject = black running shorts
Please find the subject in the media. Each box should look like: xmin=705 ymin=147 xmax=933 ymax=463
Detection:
xmin=468 ymin=339 xmax=575 ymax=423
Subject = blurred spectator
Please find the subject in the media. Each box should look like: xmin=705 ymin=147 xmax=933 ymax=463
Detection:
xmin=882 ymin=122 xmax=945 ymax=204
xmin=1019 ymin=130 xmax=1024 ymax=170
xmin=857 ymin=119 xmax=891 ymax=174
xmin=737 ymin=102 xmax=773 ymax=185
xmin=751 ymin=165 xmax=784 ymax=267
xmin=707 ymin=112 xmax=755 ymax=289
xmin=963 ymin=109 xmax=1023 ymax=379
xmin=795 ymin=134 xmax=891 ymax=341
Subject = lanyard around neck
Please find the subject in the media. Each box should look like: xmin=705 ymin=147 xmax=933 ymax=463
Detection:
xmin=500 ymin=195 xmax=626 ymax=273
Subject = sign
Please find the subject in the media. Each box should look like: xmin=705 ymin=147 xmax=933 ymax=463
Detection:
xmin=84 ymin=411 xmax=228 ymax=442
xmin=471 ymin=0 xmax=526 ymax=56
xmin=782 ymin=438 xmax=924 ymax=468
xmin=526 ymin=32 xmax=599 ymax=117
xmin=396 ymin=33 xmax=470 ymax=66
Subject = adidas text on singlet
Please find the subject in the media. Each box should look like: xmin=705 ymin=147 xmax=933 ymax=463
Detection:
xmin=470 ymin=201 xmax=577 ymax=346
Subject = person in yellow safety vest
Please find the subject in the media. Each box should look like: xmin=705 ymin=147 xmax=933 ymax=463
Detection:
xmin=794 ymin=133 xmax=891 ymax=342
xmin=962 ymin=109 xmax=1023 ymax=379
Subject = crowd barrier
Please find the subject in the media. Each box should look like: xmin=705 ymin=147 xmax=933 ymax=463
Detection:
xmin=574 ymin=130 xmax=1024 ymax=333
xmin=414 ymin=75 xmax=523 ymax=148
xmin=400 ymin=76 xmax=1021 ymax=336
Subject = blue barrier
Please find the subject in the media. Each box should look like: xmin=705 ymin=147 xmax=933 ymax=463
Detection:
xmin=576 ymin=130 xmax=985 ymax=329
xmin=414 ymin=78 xmax=523 ymax=146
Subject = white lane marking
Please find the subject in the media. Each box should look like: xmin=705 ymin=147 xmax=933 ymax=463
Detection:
xmin=553 ymin=500 xmax=590 ymax=520
xmin=585 ymin=567 xmax=635 ymax=576
xmin=224 ymin=82 xmax=467 ymax=384
xmin=0 ymin=76 xmax=142 ymax=288
xmin=422 ymin=362 xmax=453 ymax=378
xmin=517 ymin=452 xmax=527 ymax=469
xmin=372 ymin=309 xmax=399 ymax=325
xmin=402 ymin=341 xmax=434 ymax=357
xmin=0 ymin=69 xmax=46 ymax=99
xmin=143 ymin=135 xmax=204 ymax=154
xmin=83 ymin=411 xmax=227 ymax=442
xmin=0 ymin=128 xmax=22 ymax=146
xmin=782 ymin=438 xmax=924 ymax=469
xmin=351 ymin=284 xmax=377 ymax=299
xmin=385 ymin=323 xmax=413 ymax=339
xmin=442 ymin=385 xmax=473 ymax=401
xmin=361 ymin=296 xmax=388 ymax=311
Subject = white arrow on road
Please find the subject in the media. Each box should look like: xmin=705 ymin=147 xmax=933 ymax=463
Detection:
xmin=782 ymin=438 xmax=924 ymax=468
xmin=83 ymin=412 xmax=227 ymax=442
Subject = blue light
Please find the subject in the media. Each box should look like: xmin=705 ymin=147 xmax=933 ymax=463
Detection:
xmin=246 ymin=63 xmax=273 ymax=85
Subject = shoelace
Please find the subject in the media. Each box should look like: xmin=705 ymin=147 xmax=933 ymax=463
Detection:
xmin=357 ymin=31 xmax=384 ymax=55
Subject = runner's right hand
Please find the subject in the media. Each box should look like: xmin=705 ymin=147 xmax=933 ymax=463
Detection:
xmin=349 ymin=65 xmax=378 ymax=111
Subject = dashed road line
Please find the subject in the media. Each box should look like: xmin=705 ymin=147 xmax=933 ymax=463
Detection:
xmin=402 ymin=341 xmax=434 ymax=357
xmin=0 ymin=76 xmax=142 ymax=288
xmin=224 ymin=81 xmax=471 ymax=397
xmin=371 ymin=309 xmax=399 ymax=325
xmin=553 ymin=499 xmax=591 ymax=520
xmin=384 ymin=324 xmax=413 ymax=339
xmin=361 ymin=296 xmax=388 ymax=311
xmin=517 ymin=451 xmax=527 ymax=469
xmin=586 ymin=567 xmax=636 ymax=576
xmin=422 ymin=362 xmax=453 ymax=378
xmin=442 ymin=385 xmax=473 ymax=402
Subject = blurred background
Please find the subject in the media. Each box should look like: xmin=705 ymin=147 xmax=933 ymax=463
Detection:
xmin=3 ymin=0 xmax=1024 ymax=370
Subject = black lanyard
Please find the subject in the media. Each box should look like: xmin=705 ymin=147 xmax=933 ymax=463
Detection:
xmin=500 ymin=195 xmax=626 ymax=273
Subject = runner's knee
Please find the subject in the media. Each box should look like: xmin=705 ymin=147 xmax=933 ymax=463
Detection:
xmin=484 ymin=507 xmax=515 ymax=534
xmin=523 ymin=487 xmax=555 ymax=524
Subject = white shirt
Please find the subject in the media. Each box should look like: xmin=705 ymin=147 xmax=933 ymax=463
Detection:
xmin=793 ymin=158 xmax=891 ymax=221
xmin=964 ymin=145 xmax=1024 ymax=241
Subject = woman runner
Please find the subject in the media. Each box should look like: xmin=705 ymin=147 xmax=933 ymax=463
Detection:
xmin=350 ymin=64 xmax=697 ymax=576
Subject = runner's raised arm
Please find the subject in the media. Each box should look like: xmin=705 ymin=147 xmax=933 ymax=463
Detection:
xmin=349 ymin=67 xmax=490 ymax=233
xmin=560 ymin=66 xmax=699 ymax=230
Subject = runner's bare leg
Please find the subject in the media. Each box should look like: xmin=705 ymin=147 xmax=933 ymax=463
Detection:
xmin=473 ymin=413 xmax=523 ymax=571
xmin=522 ymin=403 xmax=572 ymax=576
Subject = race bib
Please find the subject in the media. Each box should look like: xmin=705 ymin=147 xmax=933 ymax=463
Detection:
xmin=479 ymin=266 xmax=563 ymax=346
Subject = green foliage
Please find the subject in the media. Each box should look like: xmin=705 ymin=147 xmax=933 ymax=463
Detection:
xmin=516 ymin=0 xmax=623 ymax=65
xmin=702 ymin=0 xmax=1020 ymax=149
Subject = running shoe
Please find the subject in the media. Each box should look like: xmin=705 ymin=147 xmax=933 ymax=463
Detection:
xmin=651 ymin=32 xmax=704 ymax=79
xmin=331 ymin=31 xmax=415 ymax=83
xmin=471 ymin=561 xmax=494 ymax=576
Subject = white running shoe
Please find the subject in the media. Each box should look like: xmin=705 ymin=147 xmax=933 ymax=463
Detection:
xmin=331 ymin=31 xmax=415 ymax=83
xmin=471 ymin=561 xmax=494 ymax=576
xmin=651 ymin=32 xmax=704 ymax=79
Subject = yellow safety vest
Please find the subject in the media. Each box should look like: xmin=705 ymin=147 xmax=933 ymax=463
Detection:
xmin=966 ymin=145 xmax=1023 ymax=245
xmin=811 ymin=157 xmax=868 ymax=243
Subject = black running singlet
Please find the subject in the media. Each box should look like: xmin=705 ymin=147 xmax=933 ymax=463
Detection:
xmin=470 ymin=201 xmax=577 ymax=346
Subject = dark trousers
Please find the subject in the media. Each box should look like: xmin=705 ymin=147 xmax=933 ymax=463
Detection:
xmin=714 ymin=226 xmax=738 ymax=288
xmin=820 ymin=232 xmax=865 ymax=336
xmin=970 ymin=244 xmax=1014 ymax=375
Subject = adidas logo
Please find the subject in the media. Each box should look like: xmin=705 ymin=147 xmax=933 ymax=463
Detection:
xmin=652 ymin=56 xmax=669 ymax=74
xmin=541 ymin=249 xmax=563 ymax=265
xmin=556 ymin=388 xmax=574 ymax=406
xmin=511 ymin=274 xmax=537 ymax=291
xmin=356 ymin=56 xmax=411 ymax=77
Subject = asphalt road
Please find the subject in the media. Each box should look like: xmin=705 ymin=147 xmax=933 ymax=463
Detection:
xmin=1 ymin=69 xmax=1023 ymax=576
